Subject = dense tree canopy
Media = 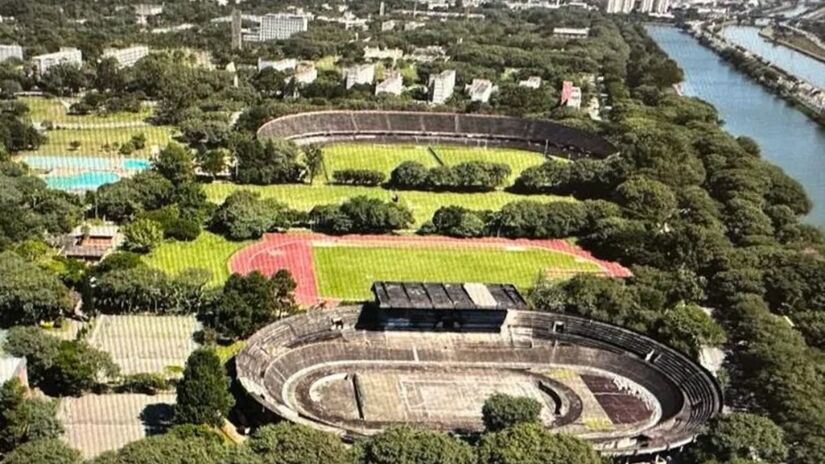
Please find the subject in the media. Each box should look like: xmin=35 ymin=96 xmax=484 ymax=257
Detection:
xmin=174 ymin=349 xmax=234 ymax=427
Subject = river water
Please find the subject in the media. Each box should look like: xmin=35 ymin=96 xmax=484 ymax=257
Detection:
xmin=721 ymin=25 xmax=825 ymax=88
xmin=646 ymin=25 xmax=825 ymax=225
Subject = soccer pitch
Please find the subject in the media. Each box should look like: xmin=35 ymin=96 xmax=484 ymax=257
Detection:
xmin=322 ymin=143 xmax=440 ymax=178
xmin=312 ymin=243 xmax=601 ymax=300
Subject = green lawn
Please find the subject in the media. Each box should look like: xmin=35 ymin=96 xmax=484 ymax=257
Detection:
xmin=432 ymin=146 xmax=548 ymax=182
xmin=313 ymin=244 xmax=600 ymax=300
xmin=202 ymin=182 xmax=570 ymax=226
xmin=323 ymin=143 xmax=439 ymax=178
xmin=143 ymin=232 xmax=250 ymax=287
xmin=21 ymin=97 xmax=154 ymax=124
xmin=26 ymin=126 xmax=176 ymax=157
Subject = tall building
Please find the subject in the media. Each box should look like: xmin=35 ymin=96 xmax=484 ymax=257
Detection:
xmin=32 ymin=47 xmax=82 ymax=75
xmin=344 ymin=64 xmax=375 ymax=89
xmin=231 ymin=9 xmax=243 ymax=50
xmin=376 ymin=71 xmax=403 ymax=96
xmin=0 ymin=44 xmax=22 ymax=62
xmin=605 ymin=0 xmax=634 ymax=13
xmin=102 ymin=45 xmax=149 ymax=68
xmin=639 ymin=0 xmax=655 ymax=12
xmin=259 ymin=13 xmax=309 ymax=41
xmin=653 ymin=0 xmax=670 ymax=14
xmin=429 ymin=69 xmax=456 ymax=104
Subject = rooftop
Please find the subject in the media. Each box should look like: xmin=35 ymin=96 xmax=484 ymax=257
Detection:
xmin=371 ymin=281 xmax=527 ymax=310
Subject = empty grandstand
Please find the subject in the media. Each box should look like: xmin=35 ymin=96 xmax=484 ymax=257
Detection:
xmin=237 ymin=292 xmax=722 ymax=456
xmin=256 ymin=111 xmax=617 ymax=158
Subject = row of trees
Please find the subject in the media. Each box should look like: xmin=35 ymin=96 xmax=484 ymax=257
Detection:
xmin=421 ymin=200 xmax=620 ymax=239
xmin=389 ymin=161 xmax=511 ymax=192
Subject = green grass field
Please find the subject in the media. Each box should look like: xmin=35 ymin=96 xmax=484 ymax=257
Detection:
xmin=313 ymin=244 xmax=600 ymax=300
xmin=26 ymin=126 xmax=176 ymax=158
xmin=143 ymin=232 xmax=250 ymax=287
xmin=323 ymin=143 xmax=439 ymax=178
xmin=202 ymin=182 xmax=570 ymax=226
xmin=21 ymin=97 xmax=154 ymax=124
xmin=433 ymin=146 xmax=547 ymax=182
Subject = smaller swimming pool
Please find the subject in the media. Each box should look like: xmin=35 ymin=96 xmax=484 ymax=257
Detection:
xmin=123 ymin=158 xmax=151 ymax=170
xmin=46 ymin=171 xmax=121 ymax=191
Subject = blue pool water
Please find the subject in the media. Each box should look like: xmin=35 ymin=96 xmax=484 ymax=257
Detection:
xmin=19 ymin=155 xmax=151 ymax=191
xmin=22 ymin=155 xmax=150 ymax=171
xmin=123 ymin=158 xmax=151 ymax=170
xmin=46 ymin=171 xmax=121 ymax=190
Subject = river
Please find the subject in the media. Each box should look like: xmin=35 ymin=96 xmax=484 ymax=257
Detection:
xmin=721 ymin=25 xmax=825 ymax=88
xmin=646 ymin=25 xmax=825 ymax=225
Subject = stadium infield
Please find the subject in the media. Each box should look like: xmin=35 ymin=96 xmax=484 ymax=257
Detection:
xmin=228 ymin=233 xmax=631 ymax=305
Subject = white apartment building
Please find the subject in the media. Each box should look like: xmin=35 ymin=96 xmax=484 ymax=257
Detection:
xmin=381 ymin=20 xmax=396 ymax=32
xmin=561 ymin=80 xmax=582 ymax=109
xmin=605 ymin=0 xmax=634 ymax=13
xmin=102 ymin=45 xmax=149 ymax=68
xmin=429 ymin=69 xmax=456 ymax=104
xmin=344 ymin=63 xmax=375 ymax=89
xmin=375 ymin=71 xmax=403 ymax=96
xmin=363 ymin=46 xmax=404 ymax=62
xmin=0 ymin=44 xmax=22 ymax=62
xmin=653 ymin=0 xmax=670 ymax=14
xmin=639 ymin=0 xmax=655 ymax=12
xmin=519 ymin=76 xmax=542 ymax=88
xmin=259 ymin=13 xmax=309 ymax=41
xmin=293 ymin=64 xmax=318 ymax=85
xmin=466 ymin=78 xmax=497 ymax=103
xmin=32 ymin=47 xmax=82 ymax=75
xmin=552 ymin=27 xmax=590 ymax=39
xmin=258 ymin=57 xmax=297 ymax=72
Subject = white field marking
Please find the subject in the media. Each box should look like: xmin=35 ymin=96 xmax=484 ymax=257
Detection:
xmin=505 ymin=246 xmax=526 ymax=251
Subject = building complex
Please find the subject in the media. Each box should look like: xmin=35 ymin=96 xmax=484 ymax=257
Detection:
xmin=102 ymin=45 xmax=149 ymax=68
xmin=32 ymin=47 xmax=82 ymax=75
xmin=429 ymin=69 xmax=456 ymax=104
xmin=0 ymin=44 xmax=22 ymax=62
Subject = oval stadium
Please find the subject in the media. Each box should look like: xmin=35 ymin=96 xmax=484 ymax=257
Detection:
xmin=256 ymin=110 xmax=617 ymax=158
xmin=237 ymin=282 xmax=722 ymax=457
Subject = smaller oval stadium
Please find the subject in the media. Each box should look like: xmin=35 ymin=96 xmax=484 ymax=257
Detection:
xmin=237 ymin=282 xmax=722 ymax=456
xmin=256 ymin=110 xmax=617 ymax=158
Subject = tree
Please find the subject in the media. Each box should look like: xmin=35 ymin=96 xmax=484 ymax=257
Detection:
xmin=153 ymin=143 xmax=195 ymax=184
xmin=123 ymin=219 xmax=164 ymax=253
xmin=48 ymin=340 xmax=120 ymax=396
xmin=0 ymin=251 xmax=74 ymax=326
xmin=175 ymin=349 xmax=234 ymax=427
xmin=83 ymin=425 xmax=228 ymax=464
xmin=693 ymin=413 xmax=788 ymax=463
xmin=208 ymin=270 xmax=296 ymax=340
xmin=359 ymin=426 xmax=474 ymax=464
xmin=197 ymin=149 xmax=229 ymax=180
xmin=210 ymin=190 xmax=292 ymax=240
xmin=614 ymin=176 xmax=677 ymax=223
xmin=477 ymin=423 xmax=601 ymax=464
xmin=481 ymin=394 xmax=542 ymax=432
xmin=0 ymin=379 xmax=63 ymax=453
xmin=655 ymin=303 xmax=726 ymax=359
xmin=246 ymin=423 xmax=350 ymax=464
xmin=0 ymin=439 xmax=81 ymax=464
xmin=303 ymin=144 xmax=324 ymax=184
xmin=2 ymin=327 xmax=61 ymax=385
xmin=389 ymin=161 xmax=430 ymax=189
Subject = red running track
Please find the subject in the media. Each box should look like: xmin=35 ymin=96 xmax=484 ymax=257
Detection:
xmin=228 ymin=232 xmax=632 ymax=306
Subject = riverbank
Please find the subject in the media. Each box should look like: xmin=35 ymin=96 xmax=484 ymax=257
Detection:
xmin=685 ymin=23 xmax=825 ymax=126
xmin=759 ymin=25 xmax=825 ymax=64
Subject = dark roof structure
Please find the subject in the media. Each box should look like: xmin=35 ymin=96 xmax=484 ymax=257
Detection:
xmin=371 ymin=281 xmax=527 ymax=311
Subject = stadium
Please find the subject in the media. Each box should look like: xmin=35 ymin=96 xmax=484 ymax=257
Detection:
xmin=256 ymin=110 xmax=618 ymax=158
xmin=237 ymin=282 xmax=722 ymax=457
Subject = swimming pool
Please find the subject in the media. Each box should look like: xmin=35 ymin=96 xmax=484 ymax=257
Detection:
xmin=19 ymin=155 xmax=151 ymax=191
xmin=46 ymin=171 xmax=121 ymax=191
xmin=22 ymin=155 xmax=150 ymax=171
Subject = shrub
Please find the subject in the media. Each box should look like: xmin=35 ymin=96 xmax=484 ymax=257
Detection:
xmin=332 ymin=169 xmax=385 ymax=186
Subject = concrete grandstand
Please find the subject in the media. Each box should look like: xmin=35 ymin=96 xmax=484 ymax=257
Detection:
xmin=256 ymin=111 xmax=617 ymax=158
xmin=237 ymin=295 xmax=722 ymax=456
